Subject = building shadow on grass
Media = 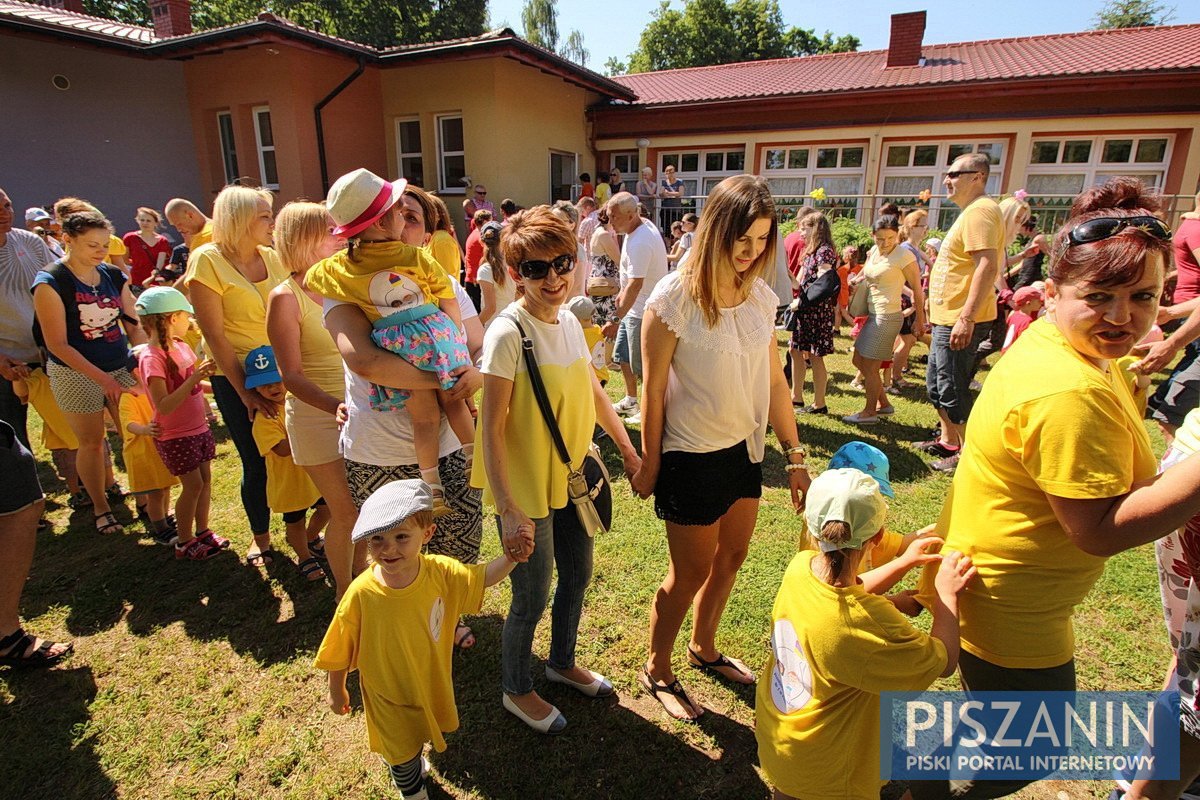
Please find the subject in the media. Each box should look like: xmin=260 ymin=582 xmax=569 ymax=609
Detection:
xmin=0 ymin=664 xmax=116 ymax=798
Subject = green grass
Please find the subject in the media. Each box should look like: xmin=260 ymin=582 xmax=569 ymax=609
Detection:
xmin=0 ymin=330 xmax=1172 ymax=799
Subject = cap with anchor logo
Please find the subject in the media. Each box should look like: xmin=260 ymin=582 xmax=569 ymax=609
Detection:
xmin=243 ymin=345 xmax=281 ymax=389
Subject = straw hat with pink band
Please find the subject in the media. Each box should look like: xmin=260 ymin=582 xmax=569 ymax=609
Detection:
xmin=327 ymin=168 xmax=408 ymax=239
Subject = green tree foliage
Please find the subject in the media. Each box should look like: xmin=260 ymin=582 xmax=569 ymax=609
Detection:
xmin=1092 ymin=0 xmax=1175 ymax=28
xmin=80 ymin=0 xmax=487 ymax=48
xmin=560 ymin=29 xmax=589 ymax=67
xmin=520 ymin=0 xmax=590 ymax=66
xmin=624 ymin=0 xmax=859 ymax=73
xmin=603 ymin=56 xmax=628 ymax=76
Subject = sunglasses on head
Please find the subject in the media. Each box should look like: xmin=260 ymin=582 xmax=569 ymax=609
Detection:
xmin=1065 ymin=215 xmax=1172 ymax=248
xmin=518 ymin=253 xmax=576 ymax=280
xmin=945 ymin=170 xmax=979 ymax=179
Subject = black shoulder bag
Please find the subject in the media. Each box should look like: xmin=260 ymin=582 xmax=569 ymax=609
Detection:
xmin=506 ymin=313 xmax=612 ymax=536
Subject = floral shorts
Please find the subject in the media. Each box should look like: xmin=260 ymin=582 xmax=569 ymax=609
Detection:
xmin=370 ymin=304 xmax=472 ymax=412
xmin=153 ymin=429 xmax=216 ymax=476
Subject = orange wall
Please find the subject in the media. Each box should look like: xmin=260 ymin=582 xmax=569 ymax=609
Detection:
xmin=181 ymin=42 xmax=385 ymax=209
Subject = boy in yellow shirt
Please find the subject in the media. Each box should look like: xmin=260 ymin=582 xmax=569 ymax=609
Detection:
xmin=566 ymin=296 xmax=609 ymax=385
xmin=316 ymin=480 xmax=521 ymax=800
xmin=245 ymin=346 xmax=329 ymax=581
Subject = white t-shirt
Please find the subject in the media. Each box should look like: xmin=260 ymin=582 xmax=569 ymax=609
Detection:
xmin=646 ymin=270 xmax=777 ymax=460
xmin=620 ymin=219 xmax=668 ymax=319
xmin=477 ymin=262 xmax=517 ymax=324
xmin=325 ymin=280 xmax=478 ymax=467
xmin=0 ymin=229 xmax=53 ymax=363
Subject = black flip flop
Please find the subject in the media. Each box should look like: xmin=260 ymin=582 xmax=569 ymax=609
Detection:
xmin=297 ymin=557 xmax=326 ymax=582
xmin=639 ymin=667 xmax=702 ymax=722
xmin=0 ymin=628 xmax=73 ymax=668
xmin=687 ymin=646 xmax=754 ymax=684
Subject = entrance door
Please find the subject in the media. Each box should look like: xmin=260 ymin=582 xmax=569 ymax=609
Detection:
xmin=550 ymin=151 xmax=578 ymax=202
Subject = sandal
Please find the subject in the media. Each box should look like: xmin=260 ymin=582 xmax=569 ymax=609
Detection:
xmin=197 ymin=529 xmax=231 ymax=550
xmin=0 ymin=627 xmax=73 ymax=668
xmin=639 ymin=667 xmax=702 ymax=722
xmin=454 ymin=624 xmax=475 ymax=649
xmin=245 ymin=548 xmax=275 ymax=567
xmin=308 ymin=536 xmax=326 ymax=560
xmin=429 ymin=483 xmax=453 ymax=518
xmin=94 ymin=511 xmax=123 ymax=535
xmin=297 ymin=557 xmax=326 ymax=582
xmin=175 ymin=537 xmax=220 ymax=561
xmin=68 ymin=490 xmax=92 ymax=510
xmin=687 ymin=646 xmax=755 ymax=685
xmin=105 ymin=482 xmax=127 ymax=504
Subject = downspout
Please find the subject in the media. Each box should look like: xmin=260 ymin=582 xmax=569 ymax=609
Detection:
xmin=315 ymin=55 xmax=367 ymax=194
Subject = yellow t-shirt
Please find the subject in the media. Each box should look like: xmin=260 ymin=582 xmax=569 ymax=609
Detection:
xmin=917 ymin=319 xmax=1156 ymax=668
xmin=756 ymin=551 xmax=947 ymax=799
xmin=106 ymin=234 xmax=126 ymax=265
xmin=313 ymin=556 xmax=486 ymax=764
xmin=471 ymin=305 xmax=595 ymax=519
xmin=119 ymin=392 xmax=180 ymax=493
xmin=581 ymin=322 xmax=609 ymax=385
xmin=252 ymin=411 xmax=319 ymax=514
xmin=859 ymin=529 xmax=905 ymax=574
xmin=305 ymin=243 xmax=455 ymax=325
xmin=928 ymin=196 xmax=1004 ymax=326
xmin=184 ymin=244 xmax=289 ymax=368
xmin=24 ymin=368 xmax=78 ymax=451
xmin=427 ymin=230 xmax=463 ymax=281
xmin=190 ymin=221 xmax=213 ymax=252
xmin=595 ymin=183 xmax=611 ymax=206
xmin=863 ymin=245 xmax=914 ymax=316
xmin=281 ymin=277 xmax=345 ymax=397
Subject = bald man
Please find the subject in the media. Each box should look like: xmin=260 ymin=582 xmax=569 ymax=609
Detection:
xmin=164 ymin=198 xmax=213 ymax=250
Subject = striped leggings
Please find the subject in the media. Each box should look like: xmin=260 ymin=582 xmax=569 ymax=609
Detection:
xmin=388 ymin=753 xmax=425 ymax=797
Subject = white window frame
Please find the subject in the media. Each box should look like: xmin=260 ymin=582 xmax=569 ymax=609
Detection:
xmin=879 ymin=139 xmax=1007 ymax=227
xmin=1026 ymin=133 xmax=1174 ymax=196
xmin=216 ymin=111 xmax=238 ymax=185
xmin=436 ymin=114 xmax=465 ymax=194
xmin=761 ymin=143 xmax=867 ymax=218
xmin=394 ymin=117 xmax=423 ymax=185
xmin=251 ymin=106 xmax=278 ymax=190
xmin=549 ymin=150 xmax=579 ymax=203
xmin=658 ymin=148 xmax=745 ymax=204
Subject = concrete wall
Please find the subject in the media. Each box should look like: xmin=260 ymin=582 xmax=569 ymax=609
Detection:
xmin=0 ymin=32 xmax=202 ymax=239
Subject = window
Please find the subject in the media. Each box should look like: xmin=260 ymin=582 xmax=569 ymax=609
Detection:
xmin=762 ymin=144 xmax=868 ymax=218
xmin=436 ymin=114 xmax=465 ymax=192
xmin=252 ymin=106 xmax=278 ymax=190
xmin=611 ymin=152 xmax=639 ymax=176
xmin=216 ymin=112 xmax=238 ymax=185
xmin=879 ymin=139 xmax=1007 ymax=227
xmin=1026 ymin=134 xmax=1172 ymax=198
xmin=656 ymin=149 xmax=745 ymax=208
xmin=395 ymin=118 xmax=424 ymax=188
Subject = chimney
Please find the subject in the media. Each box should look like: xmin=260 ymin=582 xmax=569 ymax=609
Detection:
xmin=39 ymin=0 xmax=85 ymax=13
xmin=886 ymin=10 xmax=926 ymax=68
xmin=147 ymin=0 xmax=192 ymax=38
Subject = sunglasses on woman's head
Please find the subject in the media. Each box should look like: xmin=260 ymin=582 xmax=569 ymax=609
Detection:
xmin=1065 ymin=216 xmax=1172 ymax=248
xmin=517 ymin=254 xmax=576 ymax=280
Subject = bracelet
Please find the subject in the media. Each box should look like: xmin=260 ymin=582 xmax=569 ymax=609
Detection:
xmin=783 ymin=445 xmax=806 ymax=463
xmin=785 ymin=463 xmax=808 ymax=472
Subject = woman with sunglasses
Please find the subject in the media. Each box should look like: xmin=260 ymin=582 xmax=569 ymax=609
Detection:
xmin=473 ymin=206 xmax=640 ymax=734
xmin=631 ymin=175 xmax=810 ymax=722
xmin=908 ymin=178 xmax=1200 ymax=800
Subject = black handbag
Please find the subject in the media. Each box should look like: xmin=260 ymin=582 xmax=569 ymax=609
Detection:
xmin=507 ymin=314 xmax=612 ymax=536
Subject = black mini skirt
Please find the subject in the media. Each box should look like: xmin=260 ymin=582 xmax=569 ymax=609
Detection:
xmin=654 ymin=440 xmax=762 ymax=527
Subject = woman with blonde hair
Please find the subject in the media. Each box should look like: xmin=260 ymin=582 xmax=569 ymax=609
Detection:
xmin=632 ymin=175 xmax=810 ymax=721
xmin=185 ymin=185 xmax=289 ymax=566
xmin=267 ymin=201 xmax=359 ymax=596
xmin=890 ymin=208 xmax=934 ymax=391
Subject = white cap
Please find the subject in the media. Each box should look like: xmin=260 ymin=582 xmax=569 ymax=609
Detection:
xmin=350 ymin=479 xmax=433 ymax=542
xmin=804 ymin=468 xmax=887 ymax=552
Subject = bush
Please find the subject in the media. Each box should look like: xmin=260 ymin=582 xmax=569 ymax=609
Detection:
xmin=831 ymin=216 xmax=873 ymax=255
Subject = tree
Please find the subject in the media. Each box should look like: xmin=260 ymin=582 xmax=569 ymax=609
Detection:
xmin=1092 ymin=0 xmax=1175 ymax=28
xmin=624 ymin=0 xmax=858 ymax=73
xmin=560 ymin=30 xmax=589 ymax=67
xmin=603 ymin=56 xmax=628 ymax=76
xmin=519 ymin=0 xmax=590 ymax=66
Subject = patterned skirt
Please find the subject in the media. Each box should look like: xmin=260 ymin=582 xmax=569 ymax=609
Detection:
xmin=370 ymin=302 xmax=472 ymax=412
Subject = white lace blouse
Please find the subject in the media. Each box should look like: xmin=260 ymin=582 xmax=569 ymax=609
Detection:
xmin=646 ymin=270 xmax=777 ymax=460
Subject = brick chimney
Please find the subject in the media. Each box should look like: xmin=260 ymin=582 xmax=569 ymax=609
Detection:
xmin=886 ymin=10 xmax=926 ymax=68
xmin=147 ymin=0 xmax=192 ymax=38
xmin=39 ymin=0 xmax=85 ymax=13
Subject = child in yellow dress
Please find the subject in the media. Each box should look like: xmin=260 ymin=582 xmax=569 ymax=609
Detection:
xmin=245 ymin=346 xmax=329 ymax=582
xmin=316 ymin=479 xmax=521 ymax=800
xmin=119 ymin=357 xmax=181 ymax=545
xmin=566 ymin=296 xmax=610 ymax=386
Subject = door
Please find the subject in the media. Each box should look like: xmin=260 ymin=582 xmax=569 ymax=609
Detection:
xmin=550 ymin=151 xmax=578 ymax=202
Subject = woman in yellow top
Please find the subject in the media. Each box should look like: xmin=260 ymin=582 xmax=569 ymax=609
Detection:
xmin=910 ymin=178 xmax=1200 ymax=800
xmin=185 ymin=185 xmax=289 ymax=567
xmin=268 ymin=200 xmax=360 ymax=599
xmin=474 ymin=207 xmax=640 ymax=734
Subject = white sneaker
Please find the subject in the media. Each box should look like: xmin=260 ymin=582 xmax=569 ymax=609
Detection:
xmin=625 ymin=412 xmax=642 ymax=425
xmin=612 ymin=396 xmax=639 ymax=417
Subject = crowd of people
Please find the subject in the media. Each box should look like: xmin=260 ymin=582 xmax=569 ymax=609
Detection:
xmin=2 ymin=160 xmax=1200 ymax=800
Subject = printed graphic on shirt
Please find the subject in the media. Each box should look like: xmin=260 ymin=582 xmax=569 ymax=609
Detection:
xmin=428 ymin=595 xmax=445 ymax=642
xmin=369 ymin=272 xmax=424 ymax=317
xmin=771 ymin=619 xmax=813 ymax=713
xmin=589 ymin=337 xmax=606 ymax=371
xmin=76 ymin=291 xmax=122 ymax=341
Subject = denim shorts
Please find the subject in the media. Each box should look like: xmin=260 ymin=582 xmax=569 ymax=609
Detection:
xmin=612 ymin=315 xmax=644 ymax=377
xmin=925 ymin=322 xmax=992 ymax=425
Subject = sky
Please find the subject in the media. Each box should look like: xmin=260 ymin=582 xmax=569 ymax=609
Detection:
xmin=485 ymin=0 xmax=1200 ymax=72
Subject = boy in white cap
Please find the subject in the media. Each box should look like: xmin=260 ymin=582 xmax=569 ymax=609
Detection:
xmin=315 ymin=479 xmax=524 ymax=799
xmin=755 ymin=468 xmax=975 ymax=800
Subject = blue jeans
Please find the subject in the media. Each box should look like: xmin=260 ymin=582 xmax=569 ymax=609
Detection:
xmin=926 ymin=322 xmax=993 ymax=425
xmin=210 ymin=375 xmax=270 ymax=534
xmin=500 ymin=504 xmax=594 ymax=695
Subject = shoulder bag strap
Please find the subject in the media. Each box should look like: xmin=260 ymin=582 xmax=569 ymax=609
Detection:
xmin=505 ymin=312 xmax=573 ymax=468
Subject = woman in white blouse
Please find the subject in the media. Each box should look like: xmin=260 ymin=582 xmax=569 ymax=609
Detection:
xmin=632 ymin=175 xmax=811 ymax=722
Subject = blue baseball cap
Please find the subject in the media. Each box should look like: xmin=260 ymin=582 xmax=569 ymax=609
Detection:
xmin=243 ymin=345 xmax=281 ymax=389
xmin=828 ymin=440 xmax=893 ymax=498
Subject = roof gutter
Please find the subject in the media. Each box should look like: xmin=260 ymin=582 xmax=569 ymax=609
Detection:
xmin=315 ymin=54 xmax=367 ymax=194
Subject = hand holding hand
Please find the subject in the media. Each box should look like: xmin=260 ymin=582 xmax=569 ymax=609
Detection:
xmin=888 ymin=589 xmax=924 ymax=617
xmin=500 ymin=508 xmax=535 ymax=562
xmin=630 ymin=462 xmax=657 ymax=499
xmin=194 ymin=358 xmax=216 ymax=380
xmin=601 ymin=321 xmax=618 ymax=339
xmin=1129 ymin=339 xmax=1178 ymax=375
xmin=146 ymin=420 xmax=162 ymax=438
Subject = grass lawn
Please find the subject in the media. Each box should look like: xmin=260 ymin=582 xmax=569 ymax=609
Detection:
xmin=0 ymin=330 xmax=1172 ymax=799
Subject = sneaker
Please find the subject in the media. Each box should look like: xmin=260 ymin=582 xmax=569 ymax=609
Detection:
xmin=175 ymin=537 xmax=219 ymax=561
xmin=151 ymin=527 xmax=179 ymax=547
xmin=913 ymin=439 xmax=960 ymax=458
xmin=612 ymin=396 xmax=639 ymax=417
xmin=842 ymin=412 xmax=880 ymax=425
xmin=68 ymin=490 xmax=92 ymax=510
xmin=931 ymin=453 xmax=960 ymax=473
xmin=197 ymin=529 xmax=231 ymax=550
xmin=850 ymin=378 xmax=865 ymax=390
xmin=625 ymin=412 xmax=642 ymax=425
xmin=799 ymin=404 xmax=828 ymax=415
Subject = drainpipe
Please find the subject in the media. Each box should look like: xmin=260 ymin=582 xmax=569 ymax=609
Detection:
xmin=315 ymin=55 xmax=367 ymax=194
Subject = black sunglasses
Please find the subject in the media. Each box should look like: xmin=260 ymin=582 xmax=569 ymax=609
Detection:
xmin=1066 ymin=216 xmax=1172 ymax=248
xmin=518 ymin=254 xmax=576 ymax=280
xmin=945 ymin=170 xmax=980 ymax=179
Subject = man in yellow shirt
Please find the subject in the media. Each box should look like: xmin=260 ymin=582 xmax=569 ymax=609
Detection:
xmin=920 ymin=153 xmax=1004 ymax=472
xmin=164 ymin=198 xmax=213 ymax=251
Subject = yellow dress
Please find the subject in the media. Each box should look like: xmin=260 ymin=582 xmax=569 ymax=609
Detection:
xmin=118 ymin=392 xmax=180 ymax=493
xmin=252 ymin=411 xmax=319 ymax=514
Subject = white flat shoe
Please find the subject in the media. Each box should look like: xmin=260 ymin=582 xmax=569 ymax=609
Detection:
xmin=502 ymin=693 xmax=567 ymax=734
xmin=545 ymin=665 xmax=615 ymax=697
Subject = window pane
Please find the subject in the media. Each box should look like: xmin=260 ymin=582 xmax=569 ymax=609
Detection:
xmin=1026 ymin=173 xmax=1086 ymax=195
xmin=261 ymin=150 xmax=278 ymax=186
xmin=886 ymin=146 xmax=911 ymax=167
xmin=218 ymin=114 xmax=238 ymax=182
xmin=946 ymin=144 xmax=972 ymax=164
xmin=840 ymin=147 xmax=864 ymax=168
xmin=1030 ymin=141 xmax=1060 ymax=164
xmin=882 ymin=175 xmax=934 ymax=196
xmin=442 ymin=154 xmax=466 ymax=188
xmin=726 ymin=151 xmax=744 ymax=171
xmin=681 ymin=153 xmax=699 ymax=172
xmin=440 ymin=117 xmax=463 ymax=152
xmin=705 ymin=152 xmax=723 ymax=171
xmin=662 ymin=153 xmax=679 ymax=170
xmin=767 ymin=177 xmax=807 ymax=196
xmin=1136 ymin=138 xmax=1168 ymax=163
xmin=614 ymin=153 xmax=638 ymax=173
xmin=787 ymin=149 xmax=808 ymax=169
xmin=398 ymin=120 xmax=421 ymax=154
xmin=913 ymin=145 xmax=938 ymax=167
xmin=815 ymin=148 xmax=838 ymax=168
xmin=681 ymin=179 xmax=698 ymax=196
xmin=400 ymin=156 xmax=424 ymax=187
xmin=1061 ymin=140 xmax=1091 ymax=164
xmin=1095 ymin=171 xmax=1162 ymax=189
xmin=257 ymin=111 xmax=273 ymax=147
xmin=703 ymin=178 xmax=724 ymax=194
xmin=1102 ymin=139 xmax=1132 ymax=163
xmin=813 ymin=175 xmax=862 ymax=195
xmin=765 ymin=149 xmax=785 ymax=170
xmin=976 ymin=143 xmax=1002 ymax=165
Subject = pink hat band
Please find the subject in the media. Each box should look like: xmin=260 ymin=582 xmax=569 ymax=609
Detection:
xmin=333 ymin=183 xmax=397 ymax=238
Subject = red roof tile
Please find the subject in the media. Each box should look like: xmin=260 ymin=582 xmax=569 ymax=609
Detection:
xmin=611 ymin=24 xmax=1200 ymax=105
xmin=0 ymin=0 xmax=154 ymax=43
